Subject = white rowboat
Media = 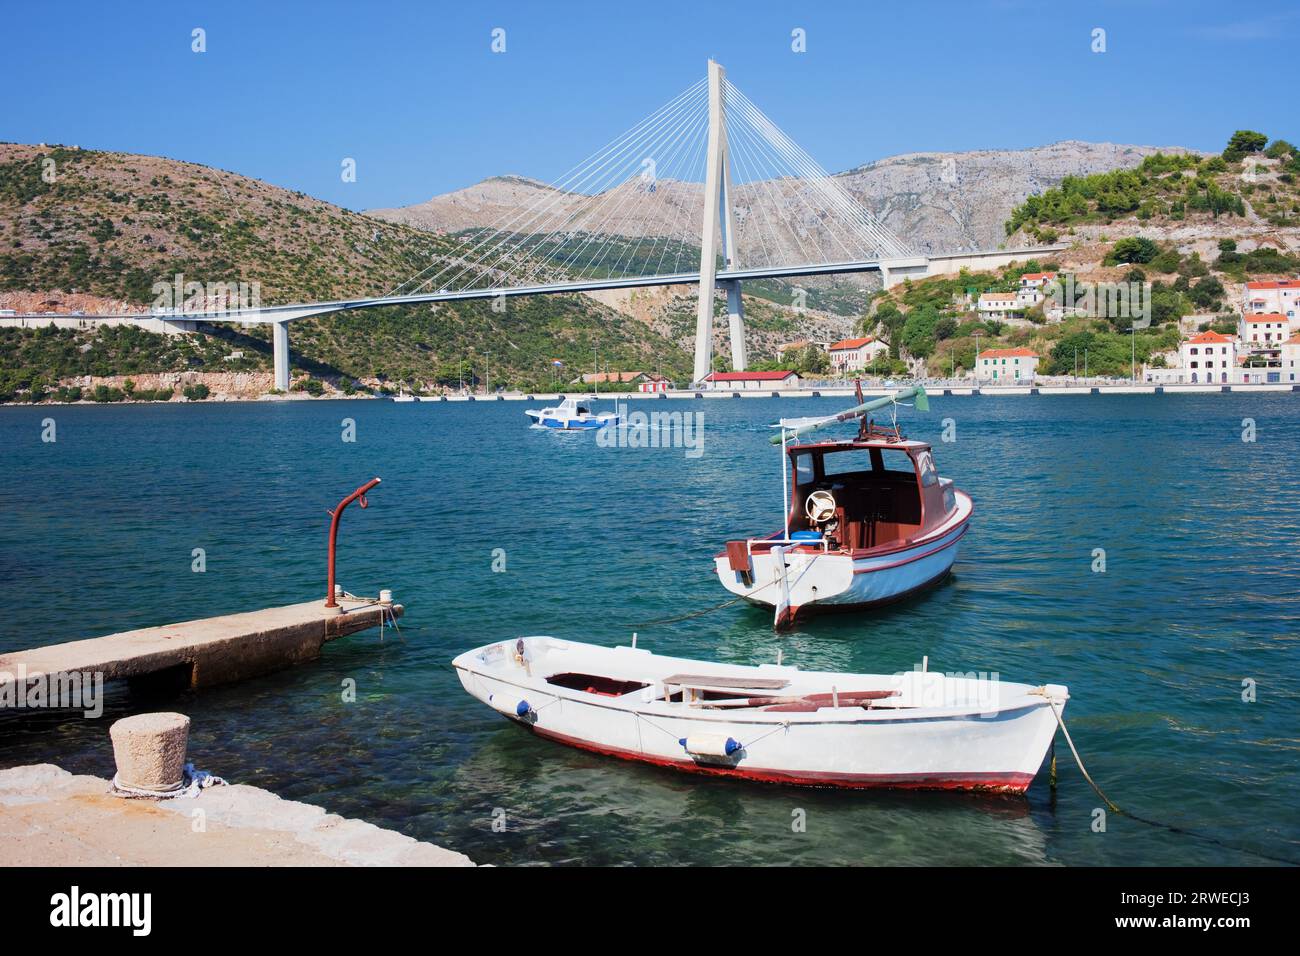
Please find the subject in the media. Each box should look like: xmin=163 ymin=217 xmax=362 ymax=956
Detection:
xmin=453 ymin=637 xmax=1067 ymax=793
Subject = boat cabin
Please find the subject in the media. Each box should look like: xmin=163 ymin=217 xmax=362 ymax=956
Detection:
xmin=557 ymin=397 xmax=593 ymax=416
xmin=783 ymin=430 xmax=955 ymax=553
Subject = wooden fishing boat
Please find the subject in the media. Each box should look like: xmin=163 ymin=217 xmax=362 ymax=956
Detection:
xmin=452 ymin=637 xmax=1067 ymax=793
xmin=715 ymin=384 xmax=973 ymax=628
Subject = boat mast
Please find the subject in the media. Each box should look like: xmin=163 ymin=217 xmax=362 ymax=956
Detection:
xmin=781 ymin=425 xmax=790 ymax=541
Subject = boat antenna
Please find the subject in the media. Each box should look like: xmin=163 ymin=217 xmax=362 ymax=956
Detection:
xmin=781 ymin=423 xmax=790 ymax=541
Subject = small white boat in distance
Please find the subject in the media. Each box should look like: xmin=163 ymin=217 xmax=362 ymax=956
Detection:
xmin=525 ymin=395 xmax=619 ymax=430
xmin=453 ymin=637 xmax=1068 ymax=793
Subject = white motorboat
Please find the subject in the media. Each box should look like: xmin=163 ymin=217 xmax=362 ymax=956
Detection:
xmin=715 ymin=384 xmax=972 ymax=628
xmin=525 ymin=395 xmax=619 ymax=430
xmin=453 ymin=637 xmax=1067 ymax=793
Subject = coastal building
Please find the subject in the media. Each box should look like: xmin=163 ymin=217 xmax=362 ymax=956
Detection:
xmin=1017 ymin=271 xmax=1058 ymax=307
xmin=1142 ymin=364 xmax=1185 ymax=385
xmin=637 ymin=374 xmax=672 ymax=392
xmin=703 ymin=370 xmax=800 ymax=390
xmin=977 ymin=292 xmax=1021 ymax=317
xmin=578 ymin=371 xmax=654 ymax=386
xmin=1238 ymin=313 xmax=1290 ymax=348
xmin=827 ymin=336 xmax=889 ymax=372
xmin=1180 ymin=330 xmax=1236 ymax=384
xmin=976 ymin=347 xmax=1039 ymax=382
xmin=1282 ymin=335 xmax=1300 ymax=384
xmin=1244 ymin=280 xmax=1300 ymax=323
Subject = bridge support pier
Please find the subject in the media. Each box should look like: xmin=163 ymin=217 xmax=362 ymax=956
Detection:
xmin=724 ymin=280 xmax=746 ymax=371
xmin=272 ymin=321 xmax=290 ymax=392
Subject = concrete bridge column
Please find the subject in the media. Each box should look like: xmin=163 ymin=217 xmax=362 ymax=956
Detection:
xmin=724 ymin=280 xmax=746 ymax=371
xmin=272 ymin=321 xmax=290 ymax=392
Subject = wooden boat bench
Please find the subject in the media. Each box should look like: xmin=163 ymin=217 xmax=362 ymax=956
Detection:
xmin=662 ymin=673 xmax=790 ymax=706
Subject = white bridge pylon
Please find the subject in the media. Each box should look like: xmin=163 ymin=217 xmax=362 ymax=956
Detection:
xmin=695 ymin=60 xmax=740 ymax=384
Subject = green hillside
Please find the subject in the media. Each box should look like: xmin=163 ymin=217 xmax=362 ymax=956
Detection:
xmin=0 ymin=143 xmax=694 ymax=399
xmin=1006 ymin=133 xmax=1300 ymax=243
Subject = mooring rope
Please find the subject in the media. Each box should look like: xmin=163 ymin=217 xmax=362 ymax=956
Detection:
xmin=740 ymin=720 xmax=790 ymax=751
xmin=623 ymin=597 xmax=744 ymax=628
xmin=339 ymin=590 xmax=405 ymax=643
xmin=621 ymin=555 xmax=832 ymax=630
xmin=1045 ymin=697 xmax=1300 ymax=866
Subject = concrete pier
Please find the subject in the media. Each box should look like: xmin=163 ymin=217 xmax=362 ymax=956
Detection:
xmin=0 ymin=596 xmax=403 ymax=696
xmin=0 ymin=764 xmax=472 ymax=867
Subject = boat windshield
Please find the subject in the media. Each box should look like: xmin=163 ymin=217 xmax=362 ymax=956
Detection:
xmin=788 ymin=445 xmax=928 ymax=551
xmin=821 ymin=446 xmax=914 ymax=479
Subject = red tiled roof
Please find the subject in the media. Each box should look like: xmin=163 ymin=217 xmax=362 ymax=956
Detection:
xmin=1020 ymin=272 xmax=1057 ymax=281
xmin=1246 ymin=280 xmax=1300 ymax=290
xmin=1187 ymin=331 xmax=1234 ymax=344
xmin=978 ymin=347 xmax=1038 ymax=358
xmin=582 ymin=371 xmax=648 ymax=383
xmin=828 ymin=337 xmax=874 ymax=350
xmin=1243 ymin=313 xmax=1287 ymax=323
xmin=705 ymin=370 xmax=797 ymax=381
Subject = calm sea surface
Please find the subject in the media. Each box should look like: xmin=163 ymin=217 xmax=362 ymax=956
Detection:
xmin=1 ymin=394 xmax=1297 ymax=866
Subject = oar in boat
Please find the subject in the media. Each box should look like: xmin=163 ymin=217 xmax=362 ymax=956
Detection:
xmin=768 ymin=385 xmax=928 ymax=445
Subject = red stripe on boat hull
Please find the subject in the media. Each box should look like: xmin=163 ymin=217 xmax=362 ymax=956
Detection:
xmin=523 ymin=723 xmax=1034 ymax=794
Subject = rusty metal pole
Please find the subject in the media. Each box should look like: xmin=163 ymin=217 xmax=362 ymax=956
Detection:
xmin=325 ymin=477 xmax=381 ymax=609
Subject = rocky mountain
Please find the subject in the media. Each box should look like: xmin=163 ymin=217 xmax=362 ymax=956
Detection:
xmin=369 ymin=141 xmax=1201 ymax=257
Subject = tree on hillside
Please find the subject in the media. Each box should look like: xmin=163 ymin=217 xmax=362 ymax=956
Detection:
xmin=1223 ymin=130 xmax=1268 ymax=162
xmin=900 ymin=305 xmax=941 ymax=359
xmin=870 ymin=301 xmax=906 ymax=347
xmin=1104 ymin=237 xmax=1159 ymax=265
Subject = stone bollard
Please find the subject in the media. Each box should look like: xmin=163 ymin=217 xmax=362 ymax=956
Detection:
xmin=109 ymin=712 xmax=191 ymax=793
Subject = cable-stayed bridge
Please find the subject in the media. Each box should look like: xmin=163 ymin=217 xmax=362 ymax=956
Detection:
xmin=16 ymin=61 xmax=1064 ymax=388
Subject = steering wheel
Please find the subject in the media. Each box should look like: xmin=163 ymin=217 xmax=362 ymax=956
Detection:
xmin=805 ymin=489 xmax=837 ymax=524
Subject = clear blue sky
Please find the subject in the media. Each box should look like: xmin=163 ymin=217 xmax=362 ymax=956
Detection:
xmin=4 ymin=0 xmax=1297 ymax=211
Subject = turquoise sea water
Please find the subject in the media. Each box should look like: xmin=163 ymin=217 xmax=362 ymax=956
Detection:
xmin=1 ymin=394 xmax=1298 ymax=866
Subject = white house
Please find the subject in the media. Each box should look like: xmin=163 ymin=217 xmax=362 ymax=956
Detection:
xmin=1244 ymin=280 xmax=1300 ymax=326
xmin=1180 ymin=330 xmax=1236 ymax=384
xmin=703 ymin=370 xmax=800 ymax=391
xmin=977 ymin=292 xmax=1021 ymax=317
xmin=1281 ymin=335 xmax=1300 ymax=384
xmin=828 ymin=336 xmax=889 ymax=372
xmin=976 ymin=348 xmax=1039 ymax=382
xmin=1016 ymin=271 xmax=1058 ymax=307
xmin=1238 ymin=312 xmax=1291 ymax=349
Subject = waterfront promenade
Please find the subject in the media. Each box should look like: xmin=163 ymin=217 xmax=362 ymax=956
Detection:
xmin=436 ymin=381 xmax=1300 ymax=402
